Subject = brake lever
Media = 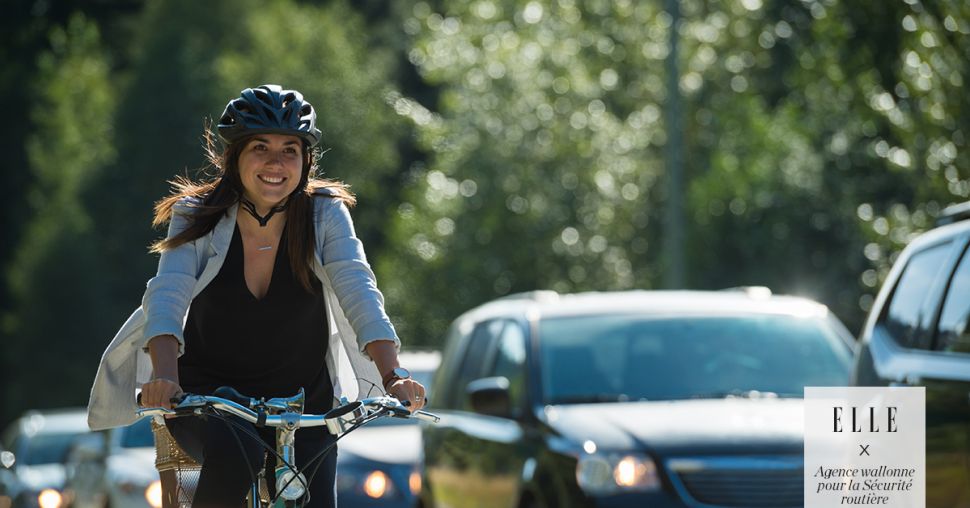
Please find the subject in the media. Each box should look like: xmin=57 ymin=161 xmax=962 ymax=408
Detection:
xmin=387 ymin=399 xmax=427 ymax=418
xmin=394 ymin=400 xmax=440 ymax=423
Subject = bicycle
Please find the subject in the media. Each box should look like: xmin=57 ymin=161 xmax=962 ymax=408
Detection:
xmin=137 ymin=386 xmax=439 ymax=507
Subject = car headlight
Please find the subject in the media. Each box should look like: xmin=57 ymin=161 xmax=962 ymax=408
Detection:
xmin=363 ymin=470 xmax=394 ymax=498
xmin=337 ymin=463 xmax=405 ymax=499
xmin=37 ymin=489 xmax=62 ymax=508
xmin=409 ymin=468 xmax=422 ymax=496
xmin=145 ymin=480 xmax=163 ymax=508
xmin=576 ymin=453 xmax=661 ymax=495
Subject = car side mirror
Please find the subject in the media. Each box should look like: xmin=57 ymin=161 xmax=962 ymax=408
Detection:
xmin=467 ymin=376 xmax=512 ymax=418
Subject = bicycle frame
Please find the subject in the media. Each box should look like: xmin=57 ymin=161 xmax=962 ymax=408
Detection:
xmin=138 ymin=388 xmax=438 ymax=507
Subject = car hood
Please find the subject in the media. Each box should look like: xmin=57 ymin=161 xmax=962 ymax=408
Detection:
xmin=106 ymin=447 xmax=158 ymax=484
xmin=542 ymin=398 xmax=804 ymax=456
xmin=16 ymin=464 xmax=66 ymax=491
xmin=337 ymin=425 xmax=421 ymax=465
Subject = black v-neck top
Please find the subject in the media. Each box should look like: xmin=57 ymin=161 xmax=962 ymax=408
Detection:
xmin=178 ymin=224 xmax=333 ymax=413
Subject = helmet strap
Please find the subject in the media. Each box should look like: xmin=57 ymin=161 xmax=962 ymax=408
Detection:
xmin=239 ymin=197 xmax=289 ymax=227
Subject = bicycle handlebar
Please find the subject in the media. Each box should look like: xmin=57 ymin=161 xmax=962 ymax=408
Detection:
xmin=136 ymin=392 xmax=440 ymax=436
xmin=137 ymin=389 xmax=439 ymax=504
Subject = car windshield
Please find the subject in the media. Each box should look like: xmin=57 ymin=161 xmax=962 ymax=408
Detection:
xmin=22 ymin=432 xmax=85 ymax=465
xmin=539 ymin=314 xmax=852 ymax=404
xmin=120 ymin=417 xmax=154 ymax=448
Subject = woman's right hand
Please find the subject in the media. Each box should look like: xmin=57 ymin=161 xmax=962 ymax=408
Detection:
xmin=140 ymin=378 xmax=183 ymax=409
xmin=144 ymin=334 xmax=182 ymax=408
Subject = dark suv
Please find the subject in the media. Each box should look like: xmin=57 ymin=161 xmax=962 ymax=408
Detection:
xmin=852 ymin=201 xmax=970 ymax=507
xmin=421 ymin=289 xmax=855 ymax=508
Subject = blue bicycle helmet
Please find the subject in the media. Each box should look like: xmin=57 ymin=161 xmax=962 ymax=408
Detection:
xmin=217 ymin=84 xmax=321 ymax=146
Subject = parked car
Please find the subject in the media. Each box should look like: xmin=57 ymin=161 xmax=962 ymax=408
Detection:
xmin=62 ymin=416 xmax=161 ymax=508
xmin=421 ymin=289 xmax=855 ymax=508
xmin=0 ymin=408 xmax=90 ymax=508
xmin=852 ymin=201 xmax=970 ymax=507
xmin=336 ymin=350 xmax=441 ymax=507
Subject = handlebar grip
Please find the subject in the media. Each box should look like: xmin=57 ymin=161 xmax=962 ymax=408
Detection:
xmin=386 ymin=399 xmax=439 ymax=422
xmin=136 ymin=391 xmax=185 ymax=407
xmin=399 ymin=397 xmax=431 ymax=408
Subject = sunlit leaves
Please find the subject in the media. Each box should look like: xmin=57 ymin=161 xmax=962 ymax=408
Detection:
xmin=381 ymin=0 xmax=681 ymax=342
xmin=385 ymin=0 xmax=969 ymax=344
xmin=213 ymin=0 xmax=404 ymax=211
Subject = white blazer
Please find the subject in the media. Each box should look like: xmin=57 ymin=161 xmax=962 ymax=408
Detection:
xmin=87 ymin=189 xmax=399 ymax=430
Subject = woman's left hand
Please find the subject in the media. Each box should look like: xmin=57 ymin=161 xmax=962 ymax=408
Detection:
xmin=386 ymin=378 xmax=427 ymax=412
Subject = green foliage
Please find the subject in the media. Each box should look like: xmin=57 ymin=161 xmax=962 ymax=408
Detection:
xmin=83 ymin=0 xmax=249 ymax=324
xmin=3 ymin=13 xmax=116 ymax=413
xmin=382 ymin=0 xmax=672 ymax=343
xmin=382 ymin=0 xmax=970 ymax=345
xmin=821 ymin=0 xmax=970 ymax=296
xmin=3 ymin=0 xmax=970 ymax=420
xmin=214 ymin=0 xmax=406 ymax=247
xmin=761 ymin=0 xmax=970 ymax=316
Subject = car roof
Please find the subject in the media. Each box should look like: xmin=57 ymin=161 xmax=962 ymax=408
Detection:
xmin=14 ymin=408 xmax=89 ymax=436
xmin=456 ymin=289 xmax=831 ymax=326
xmin=398 ymin=350 xmax=441 ymax=371
xmin=935 ymin=200 xmax=970 ymax=227
xmin=900 ymin=213 xmax=970 ymax=253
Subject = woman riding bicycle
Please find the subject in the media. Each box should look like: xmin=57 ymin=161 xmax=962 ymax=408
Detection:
xmin=87 ymin=84 xmax=426 ymax=507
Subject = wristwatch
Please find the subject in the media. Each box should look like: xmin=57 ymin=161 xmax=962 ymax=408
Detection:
xmin=382 ymin=367 xmax=411 ymax=390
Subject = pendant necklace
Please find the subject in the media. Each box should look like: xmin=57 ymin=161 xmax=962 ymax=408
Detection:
xmin=257 ymin=245 xmax=273 ymax=251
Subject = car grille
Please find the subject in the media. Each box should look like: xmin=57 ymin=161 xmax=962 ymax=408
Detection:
xmin=666 ymin=456 xmax=802 ymax=507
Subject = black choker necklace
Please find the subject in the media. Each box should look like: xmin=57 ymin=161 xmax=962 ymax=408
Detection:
xmin=240 ymin=198 xmax=288 ymax=227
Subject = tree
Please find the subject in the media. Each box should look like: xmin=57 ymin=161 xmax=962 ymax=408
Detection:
xmin=2 ymin=13 xmax=116 ymax=419
xmin=213 ymin=0 xmax=408 ymax=251
xmin=383 ymin=0 xmax=671 ymax=344
xmin=381 ymin=0 xmax=970 ymax=345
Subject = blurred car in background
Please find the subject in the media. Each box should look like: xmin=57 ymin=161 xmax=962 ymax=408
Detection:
xmin=2 ymin=444 xmax=18 ymax=508
xmin=421 ymin=289 xmax=855 ymax=508
xmin=0 ymin=408 xmax=90 ymax=508
xmin=63 ymin=416 xmax=160 ymax=508
xmin=336 ymin=350 xmax=440 ymax=507
xmin=852 ymin=201 xmax=970 ymax=507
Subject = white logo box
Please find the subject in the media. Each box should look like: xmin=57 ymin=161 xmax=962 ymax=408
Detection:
xmin=804 ymin=387 xmax=925 ymax=508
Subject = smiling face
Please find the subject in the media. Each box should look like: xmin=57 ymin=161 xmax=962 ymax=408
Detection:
xmin=236 ymin=133 xmax=304 ymax=212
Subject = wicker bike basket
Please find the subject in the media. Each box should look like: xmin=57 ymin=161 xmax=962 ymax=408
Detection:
xmin=150 ymin=418 xmax=201 ymax=508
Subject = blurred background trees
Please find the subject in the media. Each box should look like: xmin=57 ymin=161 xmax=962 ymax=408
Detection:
xmin=1 ymin=0 xmax=967 ymax=425
xmin=381 ymin=0 xmax=969 ymax=342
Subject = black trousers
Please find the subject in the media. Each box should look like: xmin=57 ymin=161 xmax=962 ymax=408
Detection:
xmin=166 ymin=416 xmax=337 ymax=508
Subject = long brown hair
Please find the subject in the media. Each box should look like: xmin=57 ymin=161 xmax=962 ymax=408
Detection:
xmin=150 ymin=128 xmax=356 ymax=292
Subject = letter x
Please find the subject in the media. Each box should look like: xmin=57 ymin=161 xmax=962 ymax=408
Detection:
xmin=859 ymin=444 xmax=871 ymax=456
